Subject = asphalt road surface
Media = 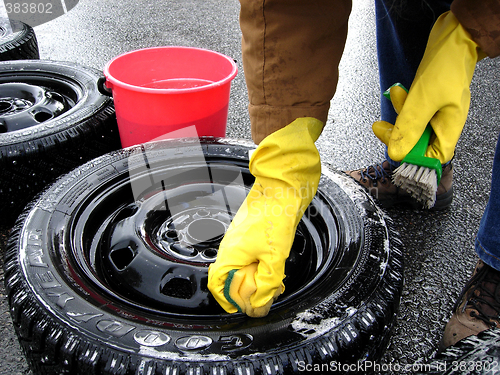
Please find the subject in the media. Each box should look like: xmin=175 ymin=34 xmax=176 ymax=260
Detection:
xmin=1 ymin=1 xmax=500 ymax=374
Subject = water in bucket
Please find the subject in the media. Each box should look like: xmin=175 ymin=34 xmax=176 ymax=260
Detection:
xmin=141 ymin=78 xmax=214 ymax=90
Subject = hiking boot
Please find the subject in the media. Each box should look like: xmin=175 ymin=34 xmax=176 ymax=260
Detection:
xmin=345 ymin=160 xmax=453 ymax=210
xmin=440 ymin=260 xmax=500 ymax=350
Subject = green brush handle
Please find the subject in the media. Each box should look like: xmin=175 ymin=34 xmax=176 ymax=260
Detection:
xmin=409 ymin=124 xmax=432 ymax=156
xmin=383 ymin=83 xmax=443 ymax=184
xmin=401 ymin=125 xmax=443 ymax=184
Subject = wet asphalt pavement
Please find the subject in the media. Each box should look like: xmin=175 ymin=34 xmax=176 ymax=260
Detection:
xmin=1 ymin=0 xmax=500 ymax=374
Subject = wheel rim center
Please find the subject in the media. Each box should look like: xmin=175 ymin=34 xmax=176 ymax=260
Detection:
xmin=0 ymin=82 xmax=68 ymax=132
xmin=154 ymin=206 xmax=232 ymax=262
xmin=185 ymin=218 xmax=226 ymax=245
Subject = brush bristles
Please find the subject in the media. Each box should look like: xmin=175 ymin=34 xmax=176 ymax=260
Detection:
xmin=393 ymin=163 xmax=438 ymax=209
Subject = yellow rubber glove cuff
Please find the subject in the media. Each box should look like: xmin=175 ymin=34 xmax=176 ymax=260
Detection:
xmin=208 ymin=117 xmax=323 ymax=317
xmin=375 ymin=11 xmax=485 ymax=164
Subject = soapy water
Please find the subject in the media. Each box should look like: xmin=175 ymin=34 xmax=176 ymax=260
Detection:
xmin=141 ymin=78 xmax=214 ymax=90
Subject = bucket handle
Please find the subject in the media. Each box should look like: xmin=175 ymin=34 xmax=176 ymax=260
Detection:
xmin=97 ymin=76 xmax=113 ymax=97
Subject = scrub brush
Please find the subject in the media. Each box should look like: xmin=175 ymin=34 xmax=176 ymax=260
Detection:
xmin=384 ymin=84 xmax=443 ymax=209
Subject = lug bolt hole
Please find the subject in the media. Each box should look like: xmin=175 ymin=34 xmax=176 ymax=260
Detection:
xmin=162 ymin=229 xmax=180 ymax=242
xmin=203 ymin=248 xmax=218 ymax=259
xmin=0 ymin=100 xmax=12 ymax=114
xmin=196 ymin=209 xmax=210 ymax=217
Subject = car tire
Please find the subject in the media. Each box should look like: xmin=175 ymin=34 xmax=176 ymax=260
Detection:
xmin=0 ymin=60 xmax=121 ymax=227
xmin=0 ymin=18 xmax=39 ymax=61
xmin=4 ymin=138 xmax=403 ymax=375
xmin=419 ymin=328 xmax=500 ymax=375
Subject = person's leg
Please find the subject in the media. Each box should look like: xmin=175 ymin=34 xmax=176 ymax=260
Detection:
xmin=239 ymin=0 xmax=352 ymax=144
xmin=346 ymin=0 xmax=454 ymax=210
xmin=440 ymin=132 xmax=500 ymax=349
xmin=476 ymin=140 xmax=500 ymax=268
xmin=375 ymin=0 xmax=452 ymax=124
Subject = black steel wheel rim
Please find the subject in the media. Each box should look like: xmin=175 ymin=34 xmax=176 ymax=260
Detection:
xmin=0 ymin=72 xmax=81 ymax=132
xmin=58 ymin=148 xmax=358 ymax=321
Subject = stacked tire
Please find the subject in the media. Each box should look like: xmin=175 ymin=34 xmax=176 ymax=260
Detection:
xmin=0 ymin=18 xmax=39 ymax=61
xmin=0 ymin=18 xmax=121 ymax=227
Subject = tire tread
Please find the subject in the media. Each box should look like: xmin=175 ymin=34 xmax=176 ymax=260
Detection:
xmin=0 ymin=18 xmax=39 ymax=60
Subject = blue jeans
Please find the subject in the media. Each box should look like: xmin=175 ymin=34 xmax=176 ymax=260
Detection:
xmin=375 ymin=0 xmax=500 ymax=271
xmin=476 ymin=134 xmax=500 ymax=271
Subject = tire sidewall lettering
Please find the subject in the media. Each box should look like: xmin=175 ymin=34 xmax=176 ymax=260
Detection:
xmin=21 ymin=222 xmax=257 ymax=354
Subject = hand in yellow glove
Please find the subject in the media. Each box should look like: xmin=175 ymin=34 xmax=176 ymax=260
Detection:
xmin=372 ymin=11 xmax=486 ymax=165
xmin=208 ymin=117 xmax=322 ymax=317
xmin=372 ymin=84 xmax=407 ymax=145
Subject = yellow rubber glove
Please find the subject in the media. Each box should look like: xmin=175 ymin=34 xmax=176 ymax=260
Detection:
xmin=373 ymin=11 xmax=486 ymax=164
xmin=372 ymin=84 xmax=406 ymax=145
xmin=208 ymin=117 xmax=322 ymax=317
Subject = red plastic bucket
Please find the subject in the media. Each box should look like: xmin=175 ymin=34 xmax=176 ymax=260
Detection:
xmin=102 ymin=46 xmax=238 ymax=147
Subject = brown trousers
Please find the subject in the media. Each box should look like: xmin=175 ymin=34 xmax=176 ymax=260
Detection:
xmin=239 ymin=0 xmax=352 ymax=144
